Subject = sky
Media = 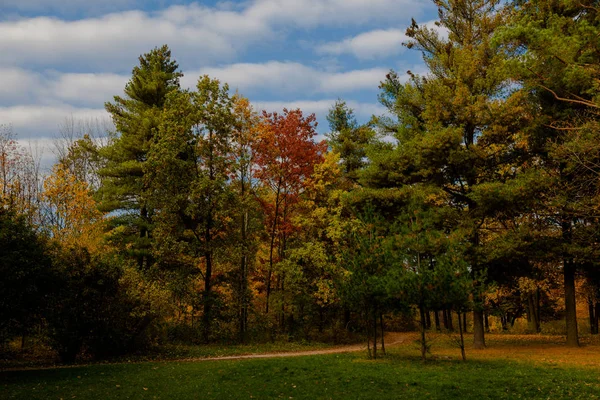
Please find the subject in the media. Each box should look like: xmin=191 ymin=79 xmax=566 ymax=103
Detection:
xmin=0 ymin=0 xmax=441 ymax=168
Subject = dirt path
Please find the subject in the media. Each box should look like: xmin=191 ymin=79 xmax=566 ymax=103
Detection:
xmin=178 ymin=332 xmax=411 ymax=363
xmin=0 ymin=332 xmax=411 ymax=372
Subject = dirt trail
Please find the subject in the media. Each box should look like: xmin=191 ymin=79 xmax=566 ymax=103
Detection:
xmin=0 ymin=332 xmax=411 ymax=372
xmin=180 ymin=332 xmax=411 ymax=363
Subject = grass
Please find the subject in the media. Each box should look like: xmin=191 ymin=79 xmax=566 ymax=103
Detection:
xmin=0 ymin=340 xmax=334 ymax=370
xmin=2 ymin=334 xmax=600 ymax=399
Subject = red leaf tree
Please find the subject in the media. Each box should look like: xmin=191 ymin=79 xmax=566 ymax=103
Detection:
xmin=253 ymin=109 xmax=327 ymax=313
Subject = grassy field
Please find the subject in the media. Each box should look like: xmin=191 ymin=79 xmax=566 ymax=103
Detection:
xmin=2 ymin=334 xmax=600 ymax=399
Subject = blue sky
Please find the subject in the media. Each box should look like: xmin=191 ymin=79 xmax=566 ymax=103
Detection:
xmin=0 ymin=0 xmax=442 ymax=166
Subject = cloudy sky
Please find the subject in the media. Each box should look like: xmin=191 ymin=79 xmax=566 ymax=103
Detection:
xmin=1 ymin=0 xmax=438 ymax=166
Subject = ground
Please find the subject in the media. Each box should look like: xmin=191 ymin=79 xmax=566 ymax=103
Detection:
xmin=2 ymin=333 xmax=600 ymax=399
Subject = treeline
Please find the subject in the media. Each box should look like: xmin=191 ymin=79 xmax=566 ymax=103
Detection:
xmin=1 ymin=0 xmax=600 ymax=362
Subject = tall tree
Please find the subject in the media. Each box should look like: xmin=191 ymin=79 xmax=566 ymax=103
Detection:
xmin=500 ymin=0 xmax=600 ymax=346
xmin=147 ymin=76 xmax=236 ymax=342
xmin=365 ymin=0 xmax=532 ymax=349
xmin=253 ymin=109 xmax=326 ymax=314
xmin=326 ymin=100 xmax=375 ymax=182
xmin=99 ymin=45 xmax=182 ymax=270
xmin=230 ymin=94 xmax=261 ymax=341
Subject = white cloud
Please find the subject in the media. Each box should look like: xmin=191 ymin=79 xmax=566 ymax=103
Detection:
xmin=315 ymin=20 xmax=449 ymax=60
xmin=46 ymin=73 xmax=128 ymax=106
xmin=0 ymin=68 xmax=128 ymax=108
xmin=0 ymin=1 xmax=431 ymax=70
xmin=2 ymin=0 xmax=139 ymax=14
xmin=189 ymin=62 xmax=388 ymax=95
xmin=0 ymin=68 xmax=43 ymax=105
xmin=247 ymin=0 xmax=429 ymax=27
xmin=0 ymin=7 xmax=269 ymax=69
xmin=256 ymin=99 xmax=385 ymax=119
xmin=0 ymin=105 xmax=109 ymax=138
xmin=0 ymin=64 xmax=387 ymax=112
xmin=317 ymin=29 xmax=408 ymax=60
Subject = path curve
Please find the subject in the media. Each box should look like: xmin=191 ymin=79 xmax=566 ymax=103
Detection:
xmin=178 ymin=332 xmax=411 ymax=363
xmin=0 ymin=332 xmax=411 ymax=372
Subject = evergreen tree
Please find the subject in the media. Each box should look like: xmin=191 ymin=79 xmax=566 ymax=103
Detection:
xmin=364 ymin=0 xmax=533 ymax=349
xmin=500 ymin=0 xmax=600 ymax=346
xmin=326 ymin=100 xmax=375 ymax=183
xmin=98 ymin=45 xmax=182 ymax=269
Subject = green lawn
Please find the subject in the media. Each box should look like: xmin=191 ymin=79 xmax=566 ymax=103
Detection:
xmin=2 ymin=349 xmax=599 ymax=399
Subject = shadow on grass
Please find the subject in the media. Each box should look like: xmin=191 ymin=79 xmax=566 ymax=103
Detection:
xmin=2 ymin=350 xmax=599 ymax=400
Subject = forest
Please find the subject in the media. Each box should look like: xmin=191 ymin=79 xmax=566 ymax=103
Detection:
xmin=1 ymin=0 xmax=600 ymax=370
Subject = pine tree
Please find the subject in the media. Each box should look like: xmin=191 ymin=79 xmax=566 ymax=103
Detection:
xmin=98 ymin=45 xmax=182 ymax=269
xmin=326 ymin=100 xmax=375 ymax=183
xmin=500 ymin=0 xmax=600 ymax=346
xmin=365 ymin=0 xmax=532 ymax=349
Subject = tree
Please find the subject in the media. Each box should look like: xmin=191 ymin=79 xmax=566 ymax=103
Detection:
xmin=229 ymin=94 xmax=262 ymax=341
xmin=253 ymin=109 xmax=327 ymax=315
xmin=54 ymin=116 xmax=110 ymax=191
xmin=278 ymin=151 xmax=348 ymax=339
xmin=500 ymin=0 xmax=600 ymax=346
xmin=365 ymin=0 xmax=532 ymax=349
xmin=147 ymin=76 xmax=236 ymax=342
xmin=339 ymin=211 xmax=395 ymax=359
xmin=99 ymin=45 xmax=182 ymax=270
xmin=0 ymin=207 xmax=51 ymax=346
xmin=43 ymin=162 xmax=104 ymax=251
xmin=0 ymin=125 xmax=42 ymax=222
xmin=326 ymin=100 xmax=375 ymax=182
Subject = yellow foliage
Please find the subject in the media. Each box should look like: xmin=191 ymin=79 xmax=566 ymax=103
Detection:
xmin=43 ymin=163 xmax=104 ymax=251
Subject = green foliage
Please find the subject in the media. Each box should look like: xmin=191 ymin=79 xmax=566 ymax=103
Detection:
xmin=98 ymin=45 xmax=183 ymax=268
xmin=0 ymin=208 xmax=51 ymax=346
xmin=46 ymin=248 xmax=170 ymax=362
xmin=146 ymin=76 xmax=236 ymax=341
xmin=326 ymin=100 xmax=375 ymax=181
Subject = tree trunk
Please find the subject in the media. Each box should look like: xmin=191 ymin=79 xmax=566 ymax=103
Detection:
xmin=588 ymin=297 xmax=597 ymax=335
xmin=564 ymin=259 xmax=579 ymax=347
xmin=265 ymin=179 xmax=282 ymax=314
xmin=434 ymin=311 xmax=441 ymax=331
xmin=457 ymin=311 xmax=466 ymax=361
xmin=202 ymin=249 xmax=213 ymax=343
xmin=367 ymin=317 xmax=371 ymax=359
xmin=447 ymin=309 xmax=454 ymax=331
xmin=484 ymin=311 xmax=489 ymax=333
xmin=239 ymin=208 xmax=249 ymax=343
xmin=419 ymin=305 xmax=427 ymax=360
xmin=595 ymin=302 xmax=600 ymax=335
xmin=372 ymin=310 xmax=377 ymax=360
xmin=462 ymin=312 xmax=468 ymax=333
xmin=442 ymin=309 xmax=449 ymax=330
xmin=528 ymin=291 xmax=541 ymax=333
xmin=535 ymin=288 xmax=541 ymax=333
xmin=380 ymin=314 xmax=385 ymax=355
xmin=425 ymin=310 xmax=432 ymax=329
xmin=562 ymin=220 xmax=579 ymax=347
xmin=473 ymin=310 xmax=485 ymax=349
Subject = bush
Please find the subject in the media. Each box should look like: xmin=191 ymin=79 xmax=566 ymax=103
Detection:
xmin=46 ymin=247 xmax=172 ymax=362
xmin=0 ymin=208 xmax=52 ymax=347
